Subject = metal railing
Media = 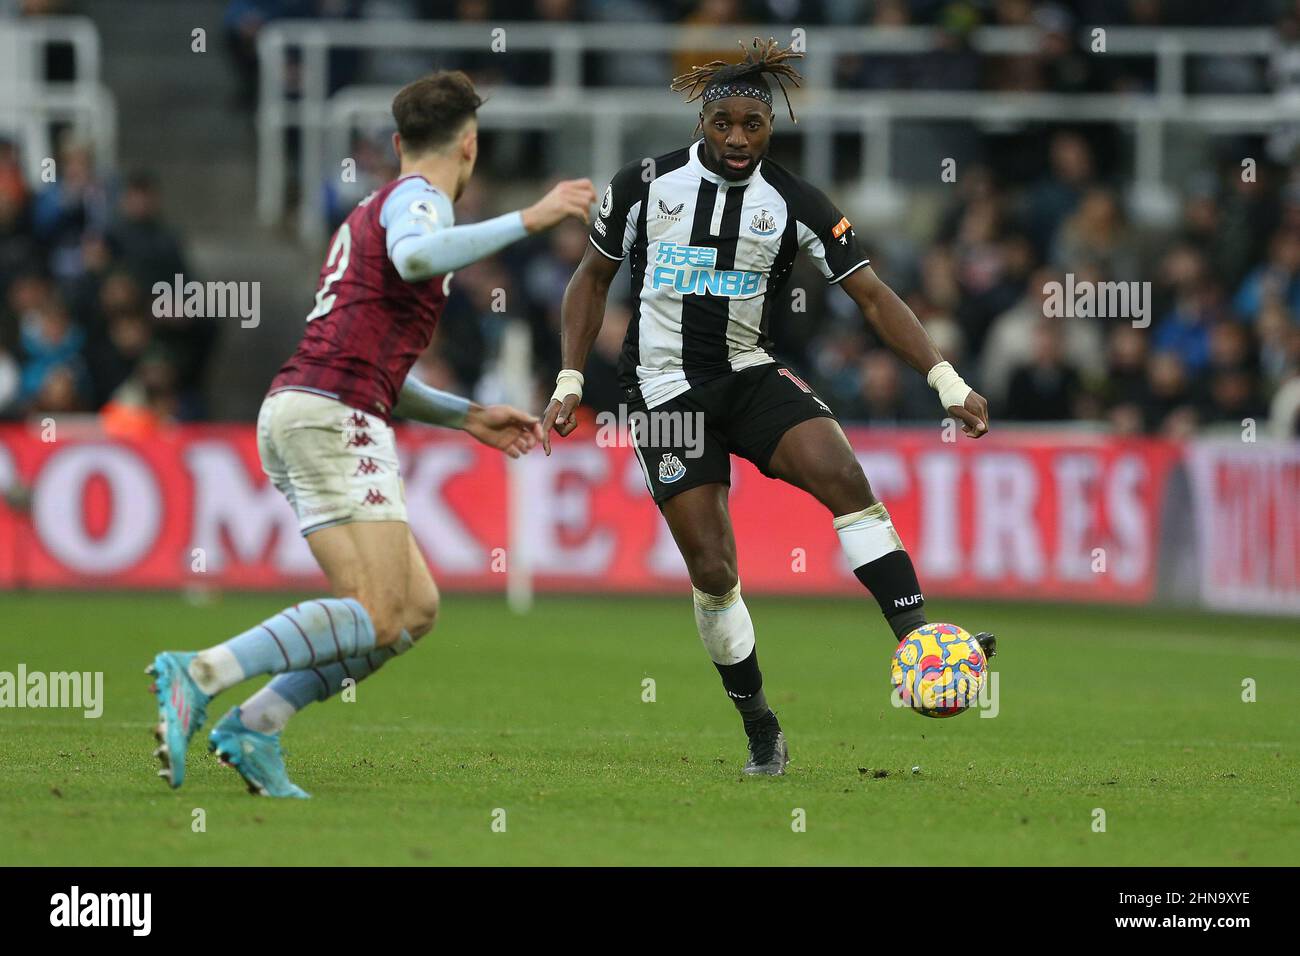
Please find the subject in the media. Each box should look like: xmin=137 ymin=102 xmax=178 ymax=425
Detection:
xmin=255 ymin=20 xmax=1284 ymax=242
xmin=0 ymin=16 xmax=117 ymax=181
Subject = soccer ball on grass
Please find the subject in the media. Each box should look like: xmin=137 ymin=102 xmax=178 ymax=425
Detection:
xmin=890 ymin=622 xmax=987 ymax=718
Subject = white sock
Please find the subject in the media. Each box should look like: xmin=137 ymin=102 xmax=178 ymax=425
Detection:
xmin=834 ymin=502 xmax=903 ymax=567
xmin=188 ymin=646 xmax=243 ymax=696
xmin=692 ymin=582 xmax=755 ymax=665
xmin=237 ymin=685 xmax=298 ymax=734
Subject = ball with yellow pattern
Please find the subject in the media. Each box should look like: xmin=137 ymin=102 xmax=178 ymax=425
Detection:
xmin=890 ymin=622 xmax=987 ymax=718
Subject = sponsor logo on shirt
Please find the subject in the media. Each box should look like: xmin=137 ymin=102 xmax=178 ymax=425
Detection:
xmin=600 ymin=185 xmax=614 ymax=218
xmin=651 ymin=241 xmax=760 ymax=297
xmin=657 ymin=198 xmax=684 ymax=223
xmin=831 ymin=216 xmax=853 ymax=245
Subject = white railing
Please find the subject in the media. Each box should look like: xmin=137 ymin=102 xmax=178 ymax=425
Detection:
xmin=255 ymin=20 xmax=1284 ymax=242
xmin=0 ymin=16 xmax=117 ymax=182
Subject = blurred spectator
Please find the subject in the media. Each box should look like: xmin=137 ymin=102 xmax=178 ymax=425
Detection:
xmin=979 ymin=267 xmax=1104 ymax=410
xmin=1004 ymin=318 xmax=1082 ymax=421
xmin=1153 ymin=248 xmax=1231 ymax=372
xmin=1098 ymin=324 xmax=1151 ymax=434
xmin=1144 ymin=352 xmax=1198 ymax=437
xmin=224 ymin=1 xmax=322 ymax=109
xmin=17 ymin=291 xmax=88 ymax=409
xmin=105 ymin=171 xmax=189 ymax=291
xmin=100 ymin=354 xmax=182 ymax=439
xmin=1052 ymin=187 xmax=1141 ymax=282
xmin=1233 ymin=227 xmax=1300 ymax=320
xmin=1024 ymin=131 xmax=1095 ymax=257
xmin=841 ymin=350 xmax=933 ymax=423
xmin=30 ymin=137 xmax=111 ymax=285
xmin=673 ymin=0 xmax=751 ymax=81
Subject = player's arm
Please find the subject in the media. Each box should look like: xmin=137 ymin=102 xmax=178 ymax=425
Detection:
xmin=394 ymin=374 xmax=542 ymax=458
xmin=792 ymin=182 xmax=988 ymax=438
xmin=540 ymin=162 xmax=641 ymax=454
xmin=540 ymin=244 xmax=622 ymax=453
xmin=839 ymin=266 xmax=988 ymax=438
xmin=383 ymin=177 xmax=595 ymax=283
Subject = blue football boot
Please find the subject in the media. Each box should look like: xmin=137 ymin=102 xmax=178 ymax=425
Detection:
xmin=208 ymin=708 xmax=310 ymax=799
xmin=146 ymin=651 xmax=211 ymax=789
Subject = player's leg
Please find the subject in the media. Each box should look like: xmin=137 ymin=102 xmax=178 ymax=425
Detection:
xmin=236 ymin=528 xmax=439 ymax=735
xmin=195 ymin=519 xmax=408 ymax=797
xmin=730 ymin=364 xmax=928 ymax=643
xmin=147 ymin=391 xmax=402 ymax=789
xmin=634 ymin=391 xmax=788 ymax=775
xmin=658 ymin=483 xmax=786 ymax=775
xmin=767 ymin=416 xmax=929 ymax=642
xmin=768 ymin=415 xmax=932 ymax=640
xmin=768 ymin=416 xmax=998 ymax=661
xmin=208 ymin=526 xmax=436 ymax=798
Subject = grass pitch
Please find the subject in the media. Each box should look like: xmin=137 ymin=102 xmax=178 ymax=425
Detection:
xmin=1 ymin=592 xmax=1296 ymax=866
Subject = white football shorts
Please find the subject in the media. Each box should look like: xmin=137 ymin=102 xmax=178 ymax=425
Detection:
xmin=257 ymin=388 xmax=407 ymax=535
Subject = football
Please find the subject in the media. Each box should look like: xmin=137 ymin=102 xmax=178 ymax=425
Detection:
xmin=890 ymin=623 xmax=988 ymax=718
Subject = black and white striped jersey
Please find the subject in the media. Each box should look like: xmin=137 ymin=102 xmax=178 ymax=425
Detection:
xmin=590 ymin=139 xmax=869 ymax=409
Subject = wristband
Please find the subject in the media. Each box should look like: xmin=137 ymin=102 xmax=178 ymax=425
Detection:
xmin=926 ymin=360 xmax=972 ymax=412
xmin=551 ymin=369 xmax=584 ymax=405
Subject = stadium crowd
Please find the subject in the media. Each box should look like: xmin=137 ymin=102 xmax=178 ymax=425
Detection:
xmin=2 ymin=0 xmax=1300 ymax=436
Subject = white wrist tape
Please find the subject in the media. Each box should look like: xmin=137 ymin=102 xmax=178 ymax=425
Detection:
xmin=927 ymin=361 xmax=972 ymax=412
xmin=551 ymin=369 xmax=584 ymax=405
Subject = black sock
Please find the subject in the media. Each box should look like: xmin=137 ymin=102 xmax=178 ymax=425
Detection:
xmin=714 ymin=648 xmax=771 ymax=727
xmin=852 ymin=549 xmax=927 ymax=640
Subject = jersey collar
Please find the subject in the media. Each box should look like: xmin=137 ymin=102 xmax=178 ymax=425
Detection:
xmin=689 ymin=139 xmax=762 ymax=187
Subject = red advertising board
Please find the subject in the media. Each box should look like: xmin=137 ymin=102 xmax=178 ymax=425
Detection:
xmin=0 ymin=424 xmax=1181 ymax=601
xmin=1188 ymin=442 xmax=1300 ymax=614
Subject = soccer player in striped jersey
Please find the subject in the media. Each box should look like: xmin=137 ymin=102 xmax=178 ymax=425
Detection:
xmin=542 ymin=40 xmax=994 ymax=775
xmin=146 ymin=71 xmax=596 ymax=797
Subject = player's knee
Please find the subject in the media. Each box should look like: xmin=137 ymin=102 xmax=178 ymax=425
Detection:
xmin=687 ymin=554 xmax=738 ymax=596
xmin=353 ymin=598 xmax=405 ymax=649
xmin=404 ymin=590 xmax=440 ymax=642
xmin=821 ymin=458 xmax=874 ymax=512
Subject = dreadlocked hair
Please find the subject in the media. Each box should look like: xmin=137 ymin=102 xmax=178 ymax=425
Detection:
xmin=669 ymin=36 xmax=804 ymax=125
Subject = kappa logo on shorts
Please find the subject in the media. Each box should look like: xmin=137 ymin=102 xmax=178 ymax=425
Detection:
xmin=362 ymin=488 xmax=389 ymax=506
xmin=343 ymin=411 xmax=377 ymax=449
xmin=354 ymin=457 xmax=381 ymax=476
xmin=658 ymin=453 xmax=686 ymax=483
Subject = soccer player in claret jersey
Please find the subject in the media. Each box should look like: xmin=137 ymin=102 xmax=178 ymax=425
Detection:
xmin=541 ymin=40 xmax=996 ymax=775
xmin=146 ymin=71 xmax=596 ymax=797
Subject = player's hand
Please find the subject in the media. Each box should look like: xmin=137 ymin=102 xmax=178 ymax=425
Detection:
xmin=464 ymin=404 xmax=544 ymax=459
xmin=949 ymin=390 xmax=990 ymax=438
xmin=522 ymin=179 xmax=597 ymax=233
xmin=540 ymin=394 xmax=581 ymax=456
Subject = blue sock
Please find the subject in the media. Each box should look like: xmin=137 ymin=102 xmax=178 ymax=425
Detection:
xmin=238 ymin=631 xmax=415 ymax=733
xmin=191 ymin=598 xmax=377 ymax=695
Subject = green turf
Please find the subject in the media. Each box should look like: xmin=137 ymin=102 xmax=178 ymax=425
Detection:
xmin=0 ymin=592 xmax=1296 ymax=866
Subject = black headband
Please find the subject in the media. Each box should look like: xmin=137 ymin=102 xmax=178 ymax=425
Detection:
xmin=702 ymin=81 xmax=773 ymax=109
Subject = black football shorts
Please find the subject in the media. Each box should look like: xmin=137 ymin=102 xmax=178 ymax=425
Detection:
xmin=629 ymin=362 xmax=837 ymax=505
